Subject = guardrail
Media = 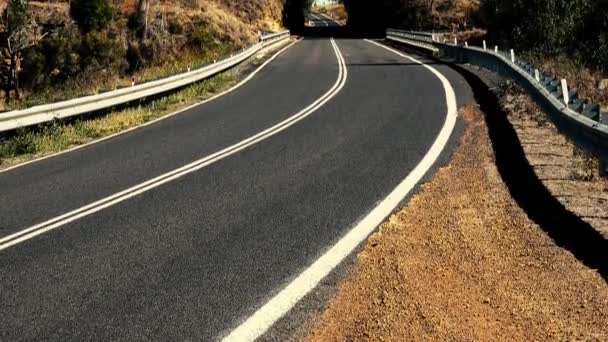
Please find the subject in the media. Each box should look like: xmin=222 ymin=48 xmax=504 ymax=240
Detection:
xmin=386 ymin=28 xmax=608 ymax=175
xmin=0 ymin=30 xmax=291 ymax=133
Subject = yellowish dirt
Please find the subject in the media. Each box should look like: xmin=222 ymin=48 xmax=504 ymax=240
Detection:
xmin=306 ymin=105 xmax=608 ymax=341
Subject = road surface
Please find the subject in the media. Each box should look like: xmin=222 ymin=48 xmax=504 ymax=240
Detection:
xmin=0 ymin=30 xmax=473 ymax=340
xmin=309 ymin=12 xmax=341 ymax=27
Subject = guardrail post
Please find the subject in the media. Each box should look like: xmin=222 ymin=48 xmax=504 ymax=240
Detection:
xmin=465 ymin=41 xmax=468 ymax=47
xmin=534 ymin=69 xmax=540 ymax=82
xmin=454 ymin=37 xmax=458 ymax=45
xmin=494 ymin=45 xmax=498 ymax=53
xmin=561 ymin=79 xmax=570 ymax=106
xmin=510 ymin=49 xmax=515 ymax=63
xmin=483 ymin=40 xmax=487 ymax=50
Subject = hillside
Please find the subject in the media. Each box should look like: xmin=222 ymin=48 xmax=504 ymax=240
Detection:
xmin=0 ymin=0 xmax=284 ymax=109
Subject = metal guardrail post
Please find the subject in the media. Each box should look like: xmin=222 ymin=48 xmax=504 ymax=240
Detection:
xmin=386 ymin=28 xmax=608 ymax=179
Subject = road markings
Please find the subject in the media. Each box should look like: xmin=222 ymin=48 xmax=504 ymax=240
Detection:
xmin=0 ymin=39 xmax=348 ymax=252
xmin=0 ymin=38 xmax=300 ymax=175
xmin=222 ymin=39 xmax=458 ymax=342
xmin=318 ymin=12 xmax=343 ymax=26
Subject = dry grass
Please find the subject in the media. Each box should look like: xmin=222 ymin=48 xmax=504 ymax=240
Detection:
xmin=432 ymin=0 xmax=480 ymax=29
xmin=0 ymin=0 xmax=284 ymax=111
xmin=520 ymin=54 xmax=608 ymax=112
xmin=0 ymin=37 xmax=292 ymax=168
xmin=0 ymin=67 xmax=237 ymax=167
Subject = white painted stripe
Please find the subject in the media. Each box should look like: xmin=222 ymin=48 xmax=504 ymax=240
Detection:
xmin=0 ymin=39 xmax=348 ymax=251
xmin=0 ymin=38 xmax=300 ymax=175
xmin=222 ymin=39 xmax=458 ymax=342
xmin=318 ymin=12 xmax=343 ymax=26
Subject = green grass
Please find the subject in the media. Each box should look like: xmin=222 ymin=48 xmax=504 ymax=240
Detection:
xmin=0 ymin=69 xmax=237 ymax=167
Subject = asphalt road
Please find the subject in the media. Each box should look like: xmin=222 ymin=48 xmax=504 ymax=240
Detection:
xmin=309 ymin=12 xmax=341 ymax=27
xmin=0 ymin=32 xmax=473 ymax=340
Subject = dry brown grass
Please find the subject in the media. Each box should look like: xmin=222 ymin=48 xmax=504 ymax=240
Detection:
xmin=0 ymin=0 xmax=285 ymax=110
xmin=433 ymin=0 xmax=480 ymax=29
xmin=521 ymin=54 xmax=608 ymax=112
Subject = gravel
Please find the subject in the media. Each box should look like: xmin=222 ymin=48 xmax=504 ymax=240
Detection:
xmin=306 ymin=104 xmax=608 ymax=341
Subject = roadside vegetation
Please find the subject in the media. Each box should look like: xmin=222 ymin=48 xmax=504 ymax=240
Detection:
xmin=0 ymin=0 xmax=284 ymax=110
xmin=345 ymin=0 xmax=608 ymax=108
xmin=0 ymin=64 xmax=237 ymax=167
xmin=312 ymin=3 xmax=347 ymax=23
xmin=0 ymin=0 xmax=290 ymax=167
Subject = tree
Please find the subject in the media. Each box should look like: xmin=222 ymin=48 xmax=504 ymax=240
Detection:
xmin=0 ymin=0 xmax=47 ymax=102
xmin=283 ymin=0 xmax=314 ymax=30
xmin=70 ymin=0 xmax=113 ymax=33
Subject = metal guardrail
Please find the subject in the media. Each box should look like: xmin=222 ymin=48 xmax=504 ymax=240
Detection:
xmin=386 ymin=28 xmax=608 ymax=175
xmin=0 ymin=30 xmax=291 ymax=133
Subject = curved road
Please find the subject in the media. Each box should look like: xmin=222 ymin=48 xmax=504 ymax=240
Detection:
xmin=0 ymin=30 xmax=473 ymax=340
xmin=310 ymin=12 xmax=341 ymax=27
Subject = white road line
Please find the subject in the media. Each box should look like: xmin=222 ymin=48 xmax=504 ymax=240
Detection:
xmin=0 ymin=38 xmax=300 ymax=175
xmin=222 ymin=39 xmax=458 ymax=342
xmin=318 ymin=12 xmax=343 ymax=26
xmin=0 ymin=39 xmax=348 ymax=252
xmin=311 ymin=12 xmax=329 ymax=26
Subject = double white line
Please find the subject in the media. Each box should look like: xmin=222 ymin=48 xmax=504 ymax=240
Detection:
xmin=0 ymin=39 xmax=348 ymax=252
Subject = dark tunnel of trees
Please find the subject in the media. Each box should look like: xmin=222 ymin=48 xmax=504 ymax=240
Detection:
xmin=283 ymin=0 xmax=427 ymax=37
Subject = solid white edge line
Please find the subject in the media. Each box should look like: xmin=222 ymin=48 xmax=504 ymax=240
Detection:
xmin=0 ymin=39 xmax=347 ymax=251
xmin=0 ymin=38 xmax=299 ymax=175
xmin=221 ymin=39 xmax=457 ymax=342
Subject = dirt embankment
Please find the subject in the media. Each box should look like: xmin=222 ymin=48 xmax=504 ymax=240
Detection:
xmin=306 ymin=105 xmax=608 ymax=341
xmin=499 ymin=83 xmax=608 ymax=238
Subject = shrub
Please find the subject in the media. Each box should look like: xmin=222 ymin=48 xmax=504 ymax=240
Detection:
xmin=189 ymin=25 xmax=219 ymax=52
xmin=21 ymin=27 xmax=82 ymax=88
xmin=70 ymin=0 xmax=113 ymax=33
xmin=79 ymin=31 xmax=124 ymax=73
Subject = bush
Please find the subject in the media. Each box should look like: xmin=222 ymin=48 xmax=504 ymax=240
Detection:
xmin=21 ymin=27 xmax=82 ymax=88
xmin=70 ymin=0 xmax=113 ymax=33
xmin=189 ymin=25 xmax=219 ymax=52
xmin=126 ymin=39 xmax=161 ymax=73
xmin=167 ymin=16 xmax=184 ymax=35
xmin=79 ymin=31 xmax=124 ymax=73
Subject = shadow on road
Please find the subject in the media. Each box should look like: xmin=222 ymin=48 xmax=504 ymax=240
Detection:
xmin=294 ymin=25 xmax=385 ymax=39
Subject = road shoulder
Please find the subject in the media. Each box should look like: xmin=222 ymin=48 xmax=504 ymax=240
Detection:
xmin=306 ymin=104 xmax=608 ymax=341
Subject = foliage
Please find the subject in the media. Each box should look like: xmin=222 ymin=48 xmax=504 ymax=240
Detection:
xmin=283 ymin=0 xmax=314 ymax=30
xmin=70 ymin=0 xmax=113 ymax=33
xmin=0 ymin=0 xmax=46 ymax=101
xmin=481 ymin=0 xmax=608 ymax=72
xmin=21 ymin=26 xmax=81 ymax=88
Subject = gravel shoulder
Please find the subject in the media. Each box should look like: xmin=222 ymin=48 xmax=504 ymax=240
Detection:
xmin=306 ymin=104 xmax=608 ymax=341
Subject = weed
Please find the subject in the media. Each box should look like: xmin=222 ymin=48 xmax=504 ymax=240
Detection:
xmin=0 ymin=69 xmax=237 ymax=168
